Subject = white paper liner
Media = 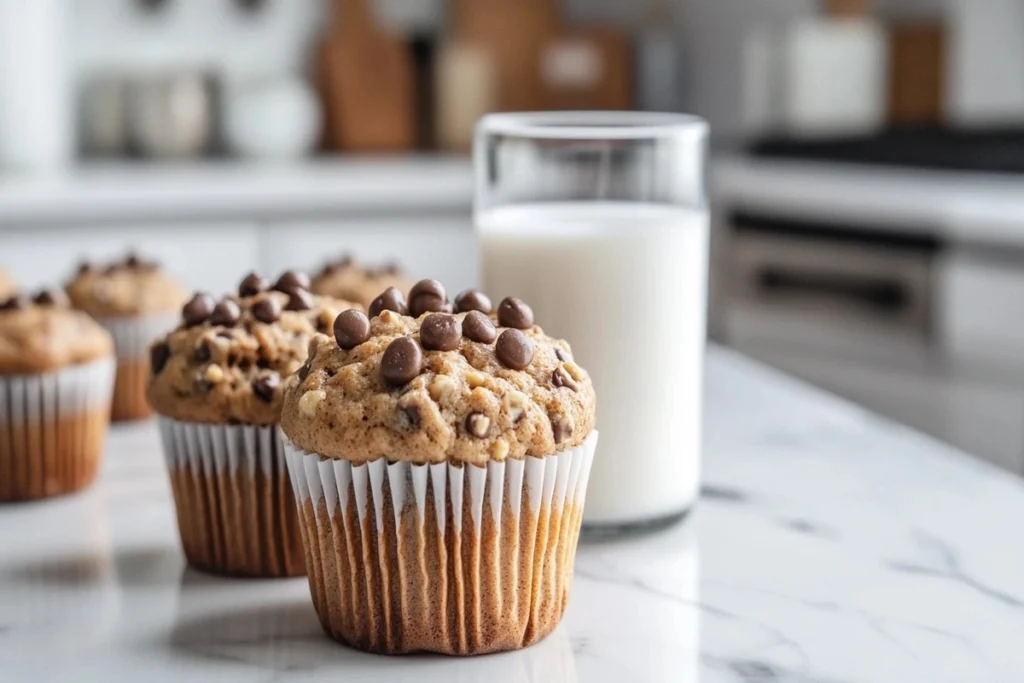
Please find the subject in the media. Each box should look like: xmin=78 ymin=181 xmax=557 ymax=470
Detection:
xmin=97 ymin=312 xmax=178 ymax=361
xmin=283 ymin=431 xmax=598 ymax=655
xmin=0 ymin=356 xmax=116 ymax=501
xmin=157 ymin=417 xmax=305 ymax=577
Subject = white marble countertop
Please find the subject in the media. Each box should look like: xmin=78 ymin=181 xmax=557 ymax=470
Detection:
xmin=713 ymin=153 xmax=1024 ymax=245
xmin=1 ymin=347 xmax=1022 ymax=682
xmin=0 ymin=156 xmax=474 ymax=227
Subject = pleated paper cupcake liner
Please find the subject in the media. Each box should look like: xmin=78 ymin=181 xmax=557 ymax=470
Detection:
xmin=157 ymin=417 xmax=305 ymax=578
xmin=284 ymin=431 xmax=598 ymax=655
xmin=98 ymin=312 xmax=178 ymax=421
xmin=0 ymin=356 xmax=116 ymax=502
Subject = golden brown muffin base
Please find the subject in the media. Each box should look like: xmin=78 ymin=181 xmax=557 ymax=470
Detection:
xmin=0 ymin=409 xmax=110 ymax=502
xmin=168 ymin=462 xmax=305 ymax=578
xmin=297 ymin=471 xmax=584 ymax=655
xmin=112 ymin=357 xmax=153 ymax=422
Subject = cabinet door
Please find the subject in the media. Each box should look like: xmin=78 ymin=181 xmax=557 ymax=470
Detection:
xmin=262 ymin=216 xmax=476 ymax=293
xmin=0 ymin=222 xmax=261 ymax=296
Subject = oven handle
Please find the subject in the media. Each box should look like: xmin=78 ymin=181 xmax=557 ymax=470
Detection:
xmin=757 ymin=267 xmax=910 ymax=312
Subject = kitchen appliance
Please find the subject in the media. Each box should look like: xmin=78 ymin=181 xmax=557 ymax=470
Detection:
xmin=318 ymin=0 xmax=416 ymax=152
xmin=128 ymin=71 xmax=216 ymax=159
xmin=223 ymin=76 xmax=321 ymax=160
xmin=477 ymin=111 xmax=709 ymax=536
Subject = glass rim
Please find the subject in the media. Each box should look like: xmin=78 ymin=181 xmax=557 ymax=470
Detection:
xmin=478 ymin=111 xmax=709 ymax=140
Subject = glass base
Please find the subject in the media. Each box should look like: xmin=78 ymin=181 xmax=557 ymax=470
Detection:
xmin=580 ymin=505 xmax=694 ymax=543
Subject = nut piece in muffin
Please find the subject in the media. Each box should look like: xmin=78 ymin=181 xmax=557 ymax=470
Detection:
xmin=66 ymin=252 xmax=188 ymax=319
xmin=309 ymin=254 xmax=414 ymax=309
xmin=279 ymin=280 xmax=598 ymax=655
xmin=0 ymin=289 xmax=115 ymax=501
xmin=148 ymin=271 xmax=361 ymax=425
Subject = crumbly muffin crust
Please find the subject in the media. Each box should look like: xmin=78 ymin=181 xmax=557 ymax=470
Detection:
xmin=310 ymin=255 xmax=414 ymax=309
xmin=0 ymin=290 xmax=114 ymax=374
xmin=66 ymin=253 xmax=188 ymax=318
xmin=147 ymin=272 xmax=360 ymax=425
xmin=280 ymin=281 xmax=596 ymax=466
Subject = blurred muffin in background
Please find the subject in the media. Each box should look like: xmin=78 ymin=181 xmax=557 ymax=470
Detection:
xmin=66 ymin=253 xmax=188 ymax=421
xmin=149 ymin=271 xmax=361 ymax=578
xmin=310 ymin=255 xmax=413 ymax=309
xmin=0 ymin=289 xmax=115 ymax=502
xmin=0 ymin=270 xmax=15 ymax=300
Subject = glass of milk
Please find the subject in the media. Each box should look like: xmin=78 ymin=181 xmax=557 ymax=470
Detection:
xmin=475 ymin=112 xmax=709 ymax=538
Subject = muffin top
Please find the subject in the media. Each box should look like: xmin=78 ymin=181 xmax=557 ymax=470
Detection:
xmin=310 ymin=255 xmax=414 ymax=309
xmin=66 ymin=253 xmax=188 ymax=318
xmin=147 ymin=271 xmax=361 ymax=425
xmin=280 ymin=280 xmax=597 ymax=466
xmin=0 ymin=290 xmax=114 ymax=374
xmin=0 ymin=270 xmax=15 ymax=300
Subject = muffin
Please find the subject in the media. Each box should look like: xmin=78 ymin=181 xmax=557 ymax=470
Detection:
xmin=66 ymin=254 xmax=188 ymax=421
xmin=149 ymin=271 xmax=360 ymax=578
xmin=0 ymin=270 xmax=15 ymax=300
xmin=280 ymin=280 xmax=598 ymax=655
xmin=310 ymin=255 xmax=413 ymax=309
xmin=0 ymin=290 xmax=116 ymax=502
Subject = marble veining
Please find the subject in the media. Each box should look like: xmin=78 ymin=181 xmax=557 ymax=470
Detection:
xmin=1 ymin=347 xmax=1022 ymax=682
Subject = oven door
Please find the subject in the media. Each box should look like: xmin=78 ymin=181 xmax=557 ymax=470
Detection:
xmin=724 ymin=213 xmax=940 ymax=367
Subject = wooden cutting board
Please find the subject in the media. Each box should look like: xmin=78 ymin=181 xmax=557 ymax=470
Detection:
xmin=318 ymin=0 xmax=416 ymax=152
xmin=540 ymin=27 xmax=633 ymax=111
xmin=453 ymin=0 xmax=560 ymax=112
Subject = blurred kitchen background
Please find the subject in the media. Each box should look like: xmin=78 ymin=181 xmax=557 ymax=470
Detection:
xmin=4 ymin=0 xmax=1024 ymax=474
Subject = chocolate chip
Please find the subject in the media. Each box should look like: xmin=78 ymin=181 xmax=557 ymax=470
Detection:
xmin=182 ymin=292 xmax=215 ymax=327
xmin=552 ymin=366 xmax=579 ymax=392
xmin=33 ymin=289 xmax=68 ymax=307
xmin=420 ymin=313 xmax=462 ymax=351
xmin=150 ymin=342 xmax=171 ymax=375
xmin=399 ymin=404 xmax=421 ymax=430
xmin=408 ymin=279 xmax=447 ymax=318
xmin=462 ymin=311 xmax=497 ymax=344
xmin=495 ymin=329 xmax=534 ymax=370
xmin=210 ymin=299 xmax=241 ymax=327
xmin=334 ymin=309 xmax=371 ymax=350
xmin=551 ymin=417 xmax=573 ymax=444
xmin=216 ymin=330 xmax=235 ymax=340
xmin=297 ymin=360 xmax=312 ymax=382
xmin=285 ymin=288 xmax=314 ymax=311
xmin=125 ymin=252 xmax=141 ymax=268
xmin=497 ymin=297 xmax=534 ymax=329
xmin=555 ymin=347 xmax=572 ymax=362
xmin=239 ymin=272 xmax=269 ymax=297
xmin=368 ymin=287 xmax=408 ymax=318
xmin=465 ymin=412 xmax=491 ymax=438
xmin=194 ymin=341 xmax=211 ymax=363
xmin=454 ymin=289 xmax=492 ymax=314
xmin=381 ymin=336 xmax=424 ymax=386
xmin=104 ymin=263 xmax=122 ymax=275
xmin=77 ymin=260 xmax=94 ymax=275
xmin=274 ymin=270 xmax=311 ymax=294
xmin=252 ymin=372 xmax=280 ymax=403
xmin=380 ymin=261 xmax=401 ymax=275
xmin=252 ymin=296 xmax=282 ymax=324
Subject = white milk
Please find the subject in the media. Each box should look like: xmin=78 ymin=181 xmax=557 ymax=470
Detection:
xmin=480 ymin=202 xmax=708 ymax=525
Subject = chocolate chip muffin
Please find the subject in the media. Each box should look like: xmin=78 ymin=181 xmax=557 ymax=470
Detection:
xmin=0 ymin=290 xmax=116 ymax=502
xmin=280 ymin=279 xmax=598 ymax=656
xmin=0 ymin=270 xmax=15 ymax=300
xmin=66 ymin=253 xmax=188 ymax=421
xmin=309 ymin=255 xmax=414 ymax=309
xmin=150 ymin=271 xmax=360 ymax=578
